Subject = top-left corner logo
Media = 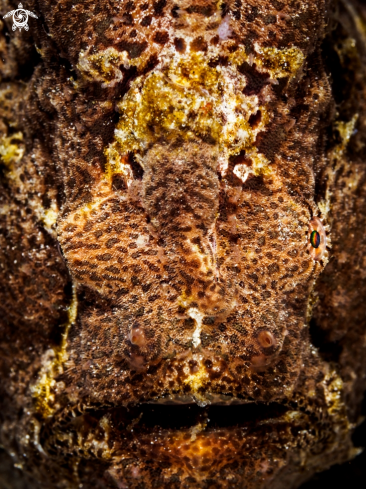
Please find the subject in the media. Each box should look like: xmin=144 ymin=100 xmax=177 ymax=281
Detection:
xmin=3 ymin=3 xmax=38 ymax=31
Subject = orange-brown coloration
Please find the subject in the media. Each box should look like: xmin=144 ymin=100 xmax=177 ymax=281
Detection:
xmin=129 ymin=326 xmax=147 ymax=348
xmin=1 ymin=1 xmax=366 ymax=489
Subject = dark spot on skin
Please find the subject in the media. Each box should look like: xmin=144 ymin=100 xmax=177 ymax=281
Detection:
xmin=272 ymin=1 xmax=284 ymax=10
xmin=264 ymin=14 xmax=277 ymax=25
xmin=153 ymin=31 xmax=169 ymax=45
xmin=125 ymin=1 xmax=135 ymax=12
xmin=122 ymin=13 xmax=134 ymax=25
xmin=96 ymin=253 xmax=112 ymax=261
xmin=140 ymin=15 xmax=152 ymax=26
xmin=116 ymin=40 xmax=148 ymax=59
xmin=210 ymin=35 xmax=219 ymax=45
xmin=232 ymin=10 xmax=241 ymax=20
xmin=268 ymin=263 xmax=280 ymax=274
xmin=153 ymin=0 xmax=167 ymax=17
xmin=190 ymin=37 xmax=208 ymax=52
xmin=245 ymin=6 xmax=259 ymax=22
xmin=171 ymin=5 xmax=179 ymax=18
xmin=255 ymin=122 xmax=286 ymax=162
xmin=174 ymin=37 xmax=186 ymax=53
xmin=242 ymin=174 xmax=271 ymax=195
xmin=186 ymin=5 xmax=215 ymax=17
xmin=203 ymin=316 xmax=216 ymax=325
xmin=131 ymin=276 xmax=140 ymax=286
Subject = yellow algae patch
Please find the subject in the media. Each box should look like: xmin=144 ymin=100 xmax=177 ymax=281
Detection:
xmin=111 ymin=64 xmax=222 ymax=151
xmin=167 ymin=52 xmax=221 ymax=91
xmin=0 ymin=132 xmax=60 ymax=236
xmin=31 ymin=283 xmax=78 ymax=417
xmin=253 ymin=45 xmax=305 ymax=80
xmin=333 ymin=115 xmax=358 ymax=157
xmin=77 ymin=47 xmax=129 ymax=88
xmin=0 ymin=132 xmax=25 ymax=170
xmin=183 ymin=357 xmax=210 ymax=406
xmin=231 ymin=45 xmax=305 ymax=80
xmin=106 ymin=51 xmax=270 ymax=179
xmin=323 ymin=370 xmax=347 ymax=417
xmin=42 ymin=202 xmax=58 ymax=235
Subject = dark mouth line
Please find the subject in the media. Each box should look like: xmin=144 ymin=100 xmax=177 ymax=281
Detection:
xmin=46 ymin=397 xmax=293 ymax=436
xmin=127 ymin=401 xmax=290 ymax=431
xmin=146 ymin=393 xmax=256 ymax=406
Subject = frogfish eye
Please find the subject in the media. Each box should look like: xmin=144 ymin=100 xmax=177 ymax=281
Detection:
xmin=310 ymin=230 xmax=321 ymax=248
xmin=308 ymin=217 xmax=327 ymax=261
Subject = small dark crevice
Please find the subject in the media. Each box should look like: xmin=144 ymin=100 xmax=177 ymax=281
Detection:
xmin=352 ymin=391 xmax=366 ymax=448
xmin=17 ymin=46 xmax=42 ymax=81
xmin=321 ymin=24 xmax=356 ymax=110
xmin=1 ymin=16 xmax=11 ymax=45
xmin=117 ymin=65 xmax=138 ymax=99
xmin=309 ymin=317 xmax=342 ymax=364
xmin=238 ymin=62 xmax=270 ymax=96
xmin=129 ymin=153 xmax=144 ymax=180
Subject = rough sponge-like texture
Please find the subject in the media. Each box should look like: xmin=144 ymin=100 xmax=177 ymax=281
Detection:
xmin=1 ymin=1 xmax=366 ymax=488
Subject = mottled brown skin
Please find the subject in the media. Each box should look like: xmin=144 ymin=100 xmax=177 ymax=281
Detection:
xmin=1 ymin=1 xmax=366 ymax=488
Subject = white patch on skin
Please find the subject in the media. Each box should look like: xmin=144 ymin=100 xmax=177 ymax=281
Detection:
xmin=188 ymin=308 xmax=205 ymax=348
xmin=217 ymin=154 xmax=229 ymax=176
xmin=233 ymin=163 xmax=252 ymax=183
xmin=136 ymin=234 xmax=149 ymax=247
xmin=0 ymin=132 xmax=24 ymax=167
xmin=218 ymin=15 xmax=232 ymax=40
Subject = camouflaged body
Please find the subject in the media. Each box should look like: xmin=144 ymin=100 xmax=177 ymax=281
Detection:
xmin=1 ymin=1 xmax=366 ymax=488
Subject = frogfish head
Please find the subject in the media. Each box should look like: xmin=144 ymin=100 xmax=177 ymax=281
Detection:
xmin=6 ymin=1 xmax=364 ymax=489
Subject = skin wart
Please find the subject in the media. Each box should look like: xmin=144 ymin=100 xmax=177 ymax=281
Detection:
xmin=0 ymin=1 xmax=366 ymax=488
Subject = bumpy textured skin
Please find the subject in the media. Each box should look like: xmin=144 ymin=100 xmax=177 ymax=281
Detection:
xmin=1 ymin=0 xmax=366 ymax=488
